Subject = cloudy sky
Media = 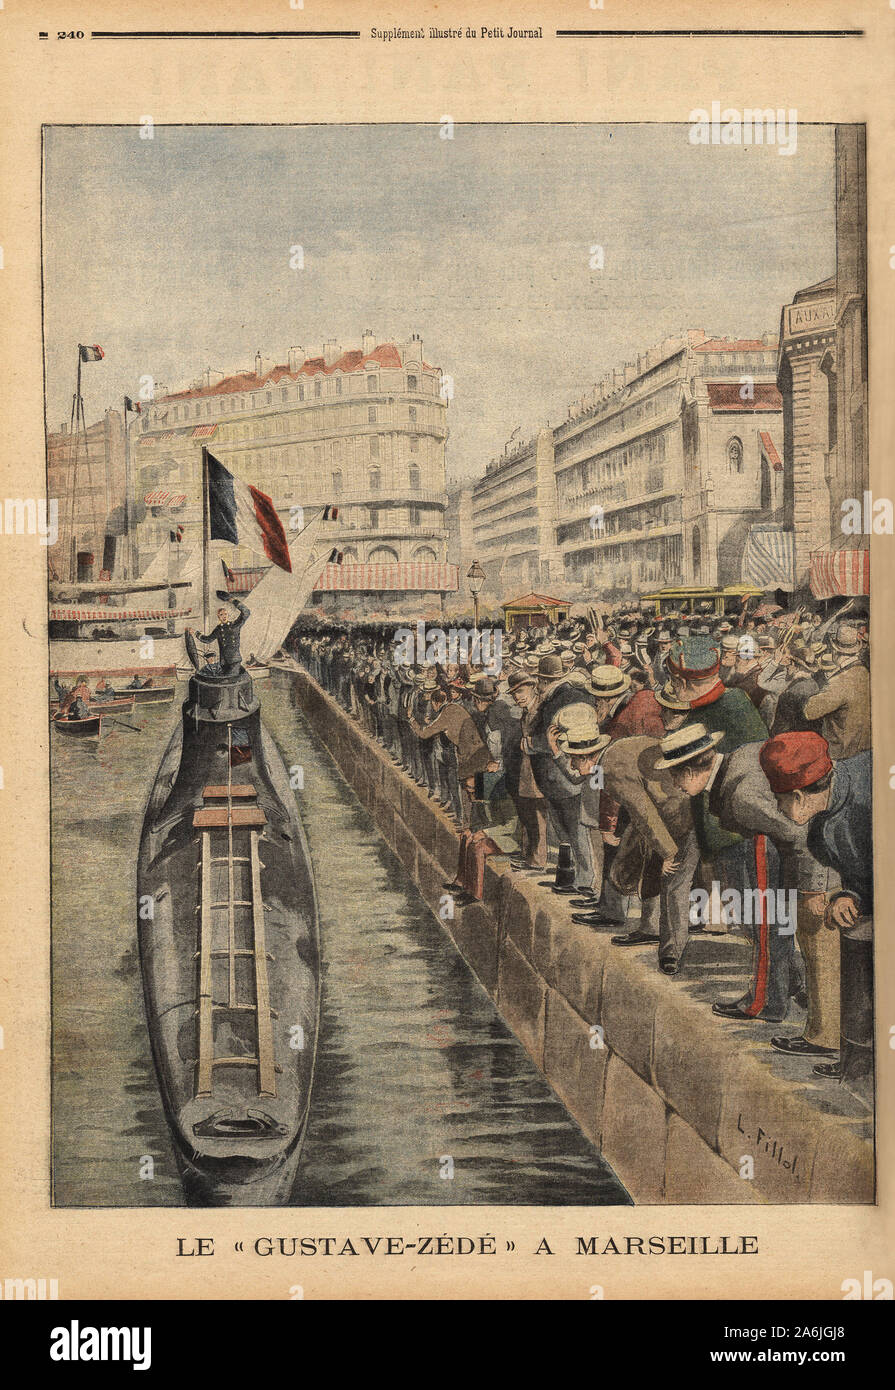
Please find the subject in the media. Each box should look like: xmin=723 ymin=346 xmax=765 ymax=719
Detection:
xmin=44 ymin=123 xmax=836 ymax=483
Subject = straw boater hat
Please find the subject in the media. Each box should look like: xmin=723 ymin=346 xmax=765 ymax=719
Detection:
xmin=655 ymin=722 xmax=724 ymax=770
xmin=534 ymin=639 xmax=559 ymax=656
xmin=554 ymin=707 xmax=611 ymax=758
xmin=588 ymin=664 xmax=632 ymax=699
xmin=655 ymin=681 xmax=690 ymax=711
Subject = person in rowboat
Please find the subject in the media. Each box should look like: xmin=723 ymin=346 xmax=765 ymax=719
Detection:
xmin=188 ymin=593 xmax=250 ymax=677
xmin=67 ymin=694 xmax=90 ymax=720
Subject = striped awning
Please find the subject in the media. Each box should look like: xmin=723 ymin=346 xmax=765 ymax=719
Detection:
xmin=742 ymin=525 xmax=795 ymax=592
xmin=223 ymin=561 xmax=459 ymax=595
xmin=809 ymin=548 xmax=870 ymax=599
xmin=314 ymin=562 xmax=459 ymax=592
xmin=192 ymin=424 xmax=217 ymax=438
xmin=50 ymin=606 xmax=194 ymax=622
xmin=144 ymin=490 xmax=187 ymax=507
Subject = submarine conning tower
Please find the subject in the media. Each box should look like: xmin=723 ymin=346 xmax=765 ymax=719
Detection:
xmin=184 ymin=667 xmax=260 ymax=724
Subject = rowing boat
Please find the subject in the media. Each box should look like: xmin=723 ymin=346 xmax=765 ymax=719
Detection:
xmin=52 ymin=710 xmax=102 ymax=737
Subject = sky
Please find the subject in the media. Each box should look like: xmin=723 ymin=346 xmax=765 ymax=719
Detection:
xmin=43 ymin=123 xmax=837 ymax=483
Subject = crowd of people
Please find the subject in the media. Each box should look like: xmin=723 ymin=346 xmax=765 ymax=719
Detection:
xmin=290 ymin=596 xmax=872 ymax=1104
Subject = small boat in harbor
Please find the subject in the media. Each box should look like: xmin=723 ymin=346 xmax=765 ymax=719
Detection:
xmin=50 ymin=693 xmax=135 ymax=715
xmin=129 ymin=684 xmax=176 ymax=705
xmin=52 ymin=710 xmax=103 ymax=737
xmin=137 ymin=664 xmax=320 ymax=1205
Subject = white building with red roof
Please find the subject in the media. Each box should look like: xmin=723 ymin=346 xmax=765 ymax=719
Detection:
xmin=131 ymin=332 xmax=455 ymax=610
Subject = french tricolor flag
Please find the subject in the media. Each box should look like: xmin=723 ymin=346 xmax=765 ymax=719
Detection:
xmin=207 ymin=452 xmax=292 ymax=573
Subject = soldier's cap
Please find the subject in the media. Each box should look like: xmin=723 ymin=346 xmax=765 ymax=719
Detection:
xmin=655 ymin=723 xmax=725 ymax=769
xmin=655 ymin=682 xmax=690 ymax=711
xmin=759 ymin=732 xmax=833 ymax=794
xmin=588 ymin=664 xmax=632 ymax=699
xmin=667 ymin=635 xmax=721 ymax=680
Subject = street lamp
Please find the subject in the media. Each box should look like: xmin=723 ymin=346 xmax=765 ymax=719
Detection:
xmin=467 ymin=559 xmax=486 ymax=631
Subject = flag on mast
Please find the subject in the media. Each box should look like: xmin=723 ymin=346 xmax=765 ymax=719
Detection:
xmin=206 ymin=451 xmax=291 ymax=573
xmin=79 ymin=344 xmax=104 ymax=362
xmin=124 ymin=395 xmax=142 ymax=413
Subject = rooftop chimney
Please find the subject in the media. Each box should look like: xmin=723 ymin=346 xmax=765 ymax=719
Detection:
xmin=323 ymin=339 xmax=341 ymax=366
xmin=288 ymin=345 xmax=305 ymax=372
xmin=406 ymin=332 xmax=424 ymax=362
xmin=362 ymin=328 xmax=376 ymax=355
xmin=254 ymin=351 xmax=263 ymax=376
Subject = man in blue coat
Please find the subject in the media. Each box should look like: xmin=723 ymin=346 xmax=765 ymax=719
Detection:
xmin=761 ymin=732 xmax=873 ymax=1101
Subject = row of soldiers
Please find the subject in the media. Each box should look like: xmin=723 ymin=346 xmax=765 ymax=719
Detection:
xmin=290 ymin=597 xmax=872 ymax=1103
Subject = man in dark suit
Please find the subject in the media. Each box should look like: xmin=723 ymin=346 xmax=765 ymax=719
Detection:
xmin=190 ymin=593 xmax=250 ymax=677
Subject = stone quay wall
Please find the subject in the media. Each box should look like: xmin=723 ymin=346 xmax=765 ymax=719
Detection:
xmin=293 ymin=669 xmax=873 ymax=1205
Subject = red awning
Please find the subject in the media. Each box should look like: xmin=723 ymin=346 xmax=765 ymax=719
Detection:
xmin=191 ymin=424 xmax=217 ymax=438
xmin=758 ymin=430 xmax=783 ymax=471
xmin=144 ymin=490 xmax=187 ymax=507
xmin=809 ymin=549 xmax=870 ymax=599
xmin=50 ymin=606 xmax=194 ymax=622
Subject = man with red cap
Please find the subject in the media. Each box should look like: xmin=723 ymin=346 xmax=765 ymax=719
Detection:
xmin=761 ymin=732 xmax=872 ymax=1099
xmin=659 ymin=718 xmax=828 ymax=1024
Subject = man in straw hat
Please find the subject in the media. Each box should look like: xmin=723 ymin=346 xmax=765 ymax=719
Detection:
xmin=659 ymin=721 xmax=827 ymax=1025
xmin=573 ymin=683 xmax=696 ymax=971
xmin=523 ymin=655 xmax=600 ymax=892
xmin=801 ymin=623 xmax=870 ymax=760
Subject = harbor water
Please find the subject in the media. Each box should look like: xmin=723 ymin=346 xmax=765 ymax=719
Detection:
xmin=51 ymin=672 xmax=630 ymax=1207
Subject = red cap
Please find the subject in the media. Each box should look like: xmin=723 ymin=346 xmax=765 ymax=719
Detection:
xmin=759 ymin=732 xmax=833 ymax=794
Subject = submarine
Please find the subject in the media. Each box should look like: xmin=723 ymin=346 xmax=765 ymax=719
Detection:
xmin=137 ymin=660 xmax=320 ymax=1206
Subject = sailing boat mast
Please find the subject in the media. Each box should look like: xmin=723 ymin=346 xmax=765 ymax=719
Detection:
xmin=201 ymin=444 xmax=211 ymax=633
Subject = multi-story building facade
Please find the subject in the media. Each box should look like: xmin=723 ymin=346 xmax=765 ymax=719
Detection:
xmin=777 ymin=125 xmax=868 ymax=597
xmin=132 ymin=333 xmax=450 ymax=599
xmin=46 ymin=408 xmax=126 ymax=581
xmin=551 ymin=330 xmax=782 ymax=597
xmin=469 ymin=428 xmax=562 ymax=600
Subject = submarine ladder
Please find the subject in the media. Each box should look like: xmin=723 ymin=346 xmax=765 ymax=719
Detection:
xmin=193 ymin=726 xmax=277 ymax=1100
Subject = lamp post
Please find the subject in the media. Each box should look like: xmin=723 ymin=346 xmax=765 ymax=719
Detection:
xmin=466 ymin=559 xmax=485 ymax=632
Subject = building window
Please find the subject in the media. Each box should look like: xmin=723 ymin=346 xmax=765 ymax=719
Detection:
xmin=409 ymin=466 xmax=421 ymax=491
xmin=314 ymin=445 xmax=324 ymax=467
xmin=281 ymin=387 xmax=288 ymax=402
xmin=172 ymin=407 xmax=178 ymax=422
xmin=368 ymin=406 xmax=377 ymax=424
xmin=414 ymin=545 xmax=437 ymax=562
xmin=314 ymin=378 xmax=322 ymax=398
xmin=335 ymin=377 xmax=342 ymax=395
xmin=369 ymin=467 xmax=381 ymax=492
xmin=410 ymin=506 xmax=421 ymax=527
xmin=409 ymin=406 xmax=417 ymax=423
xmin=369 ymin=545 xmax=399 ymax=563
xmin=332 ymin=470 xmax=343 ymax=495
xmin=409 ymin=435 xmax=419 ymax=453
xmin=266 ymin=391 xmax=273 ymax=405
xmin=727 ymin=437 xmax=744 ymax=472
xmin=280 ymin=475 xmax=292 ymax=499
xmin=298 ymin=383 xmax=304 ymax=401
xmin=367 ymin=374 xmax=377 ymax=393
xmin=407 ymin=374 xmax=418 ymax=393
xmin=369 ymin=436 xmax=380 ymax=459
xmin=369 ymin=508 xmax=379 ymax=529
